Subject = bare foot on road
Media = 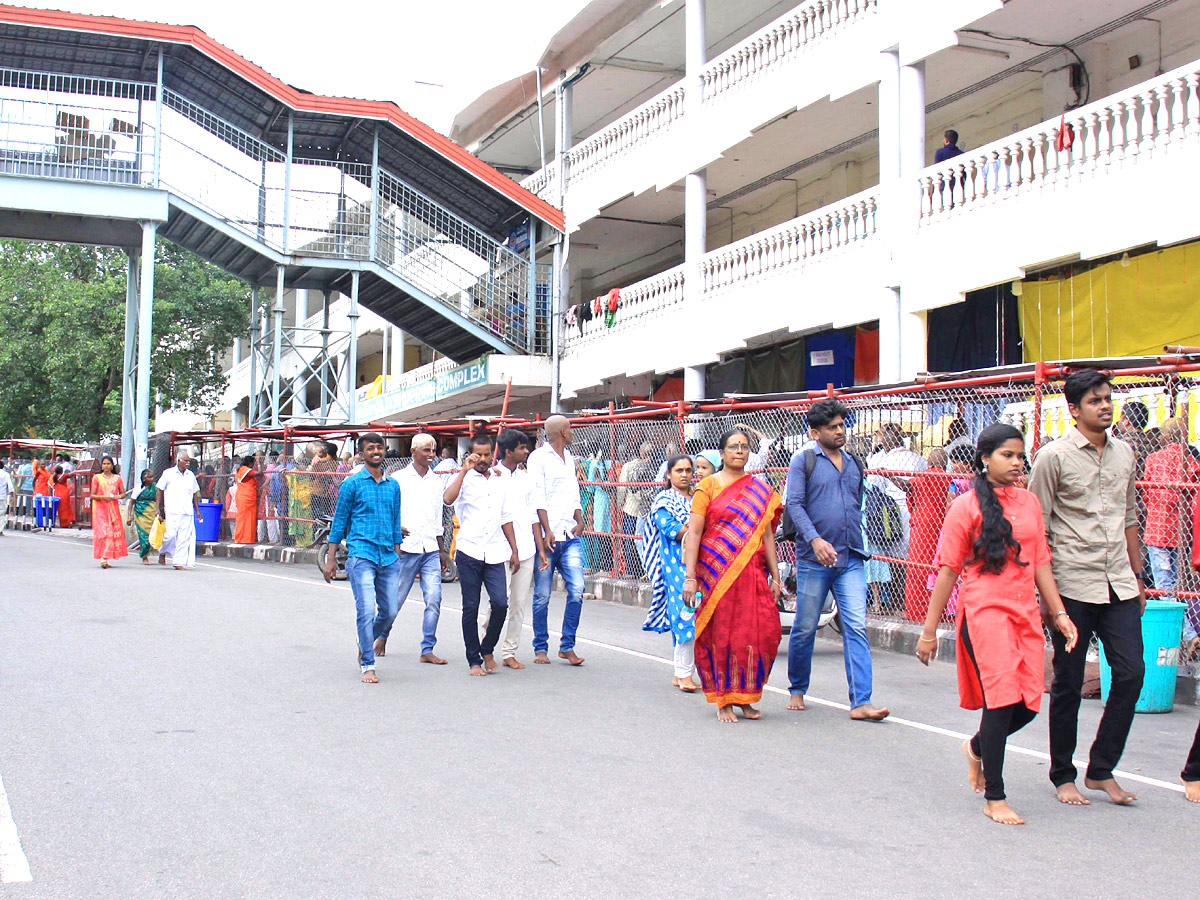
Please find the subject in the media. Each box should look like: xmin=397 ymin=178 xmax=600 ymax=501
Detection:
xmin=360 ymin=670 xmax=378 ymax=684
xmin=558 ymin=650 xmax=585 ymax=666
xmin=737 ymin=704 xmax=761 ymax=720
xmin=850 ymin=703 xmax=890 ymax=721
xmin=469 ymin=664 xmax=488 ymax=677
xmin=373 ymin=637 xmax=387 ymax=658
xmin=483 ymin=654 xmax=499 ymax=673
xmin=984 ymin=800 xmax=1025 ymax=825
xmin=420 ymin=653 xmax=447 ymax=665
xmin=158 ymin=554 xmax=167 ymax=566
xmin=1055 ymin=783 xmax=1091 ymax=805
xmin=787 ymin=693 xmax=806 ymax=711
xmin=533 ymin=652 xmax=551 ymax=665
xmin=677 ymin=676 xmax=699 ymax=693
xmin=717 ymin=706 xmax=738 ymax=724
xmin=1085 ymin=777 xmax=1138 ymax=805
xmin=1183 ymin=779 xmax=1200 ymax=803
xmin=962 ymin=740 xmax=984 ymax=793
xmin=503 ymin=657 xmax=525 ymax=670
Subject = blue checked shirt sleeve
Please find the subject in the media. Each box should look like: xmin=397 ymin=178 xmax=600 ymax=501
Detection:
xmin=328 ymin=477 xmax=355 ymax=545
xmin=392 ymin=483 xmax=403 ymax=547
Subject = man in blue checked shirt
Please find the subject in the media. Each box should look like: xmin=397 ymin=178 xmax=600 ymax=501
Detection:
xmin=324 ymin=432 xmax=403 ymax=684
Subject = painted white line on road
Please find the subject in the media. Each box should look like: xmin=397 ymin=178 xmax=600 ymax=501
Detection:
xmin=24 ymin=534 xmax=1190 ymax=794
xmin=0 ymin=773 xmax=33 ymax=883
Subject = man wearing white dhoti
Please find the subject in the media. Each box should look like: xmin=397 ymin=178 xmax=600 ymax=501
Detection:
xmin=157 ymin=451 xmax=201 ymax=570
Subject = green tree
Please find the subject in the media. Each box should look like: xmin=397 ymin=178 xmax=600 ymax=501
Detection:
xmin=0 ymin=240 xmax=248 ymax=442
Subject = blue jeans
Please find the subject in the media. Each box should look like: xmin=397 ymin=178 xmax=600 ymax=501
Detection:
xmin=345 ymin=556 xmax=401 ymax=671
xmin=456 ymin=551 xmax=509 ymax=667
xmin=532 ymin=537 xmax=584 ymax=654
xmin=390 ymin=550 xmax=442 ymax=653
xmin=788 ymin=557 xmax=874 ymax=707
xmin=1149 ymin=545 xmax=1197 ymax=640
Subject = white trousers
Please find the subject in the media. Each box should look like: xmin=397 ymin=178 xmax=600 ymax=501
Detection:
xmin=265 ymin=502 xmax=281 ymax=544
xmin=673 ymin=640 xmax=695 ymax=679
xmin=478 ymin=554 xmax=535 ymax=657
xmin=161 ymin=512 xmax=197 ymax=568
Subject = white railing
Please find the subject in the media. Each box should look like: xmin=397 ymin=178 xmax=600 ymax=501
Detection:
xmin=565 ymin=263 xmax=686 ymax=351
xmin=702 ymin=189 xmax=877 ymax=294
xmin=383 ymin=356 xmax=459 ymax=393
xmin=564 ymin=82 xmax=687 ymax=185
xmin=920 ymin=60 xmax=1200 ymax=221
xmin=522 ymin=0 xmax=876 ymax=196
xmin=520 ymin=164 xmax=557 ymax=202
xmin=702 ymin=0 xmax=875 ymax=105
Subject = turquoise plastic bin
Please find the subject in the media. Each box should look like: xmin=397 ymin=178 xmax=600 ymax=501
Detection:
xmin=1099 ymin=599 xmax=1187 ymax=713
xmin=194 ymin=501 xmax=223 ymax=543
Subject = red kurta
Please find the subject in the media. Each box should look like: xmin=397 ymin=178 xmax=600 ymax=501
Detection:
xmin=935 ymin=486 xmax=1051 ymax=711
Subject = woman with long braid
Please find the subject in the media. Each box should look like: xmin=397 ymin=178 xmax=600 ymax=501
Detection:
xmin=916 ymin=424 xmax=1078 ymax=825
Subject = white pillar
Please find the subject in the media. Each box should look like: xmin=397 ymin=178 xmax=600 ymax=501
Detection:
xmin=550 ymin=78 xmax=574 ymax=414
xmin=232 ymin=337 xmax=242 ymax=365
xmin=247 ymin=286 xmax=259 ymax=426
xmin=685 ymin=0 xmax=706 ymax=96
xmin=899 ymin=61 xmax=926 ymax=180
xmin=878 ymin=289 xmax=928 ymax=383
xmin=134 ymin=223 xmax=156 ymax=474
xmin=291 ymin=288 xmax=309 ymax=418
xmin=390 ymin=327 xmax=405 ymax=379
xmin=683 ymin=0 xmax=708 ymax=403
xmin=684 ymin=365 xmax=706 ymax=401
xmin=119 ymin=249 xmax=139 ymax=480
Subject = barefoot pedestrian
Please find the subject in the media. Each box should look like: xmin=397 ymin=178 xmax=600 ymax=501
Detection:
xmin=785 ymin=399 xmax=889 ymax=721
xmin=640 ymin=454 xmax=700 ymax=692
xmin=1183 ymin=718 xmax=1200 ymax=803
xmin=683 ymin=429 xmax=784 ymax=723
xmin=324 ymin=433 xmax=403 ymax=684
xmin=126 ymin=469 xmax=159 ymax=565
xmin=444 ymin=434 xmax=512 ymax=676
xmin=90 ymin=456 xmax=127 ymax=568
xmin=917 ymin=425 xmax=1078 ymax=825
xmin=1028 ymin=369 xmax=1147 ymax=807
xmin=156 ymin=451 xmax=200 ymax=570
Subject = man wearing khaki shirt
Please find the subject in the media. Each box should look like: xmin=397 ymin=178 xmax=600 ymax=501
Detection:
xmin=1028 ymin=369 xmax=1147 ymax=807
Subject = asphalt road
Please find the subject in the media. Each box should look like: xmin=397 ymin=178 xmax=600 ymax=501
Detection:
xmin=1 ymin=531 xmax=1196 ymax=899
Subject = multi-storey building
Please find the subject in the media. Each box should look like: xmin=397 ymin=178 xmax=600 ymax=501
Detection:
xmin=455 ymin=0 xmax=1200 ymax=409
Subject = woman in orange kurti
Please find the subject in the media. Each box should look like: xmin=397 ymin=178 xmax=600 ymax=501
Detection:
xmin=233 ymin=455 xmax=259 ymax=544
xmin=683 ymin=429 xmax=784 ymax=724
xmin=916 ymin=424 xmax=1078 ymax=826
xmin=52 ymin=465 xmax=75 ymax=528
xmin=90 ymin=455 xmax=128 ymax=567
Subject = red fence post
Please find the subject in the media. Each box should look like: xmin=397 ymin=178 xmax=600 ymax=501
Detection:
xmin=1031 ymin=360 xmax=1046 ymax=457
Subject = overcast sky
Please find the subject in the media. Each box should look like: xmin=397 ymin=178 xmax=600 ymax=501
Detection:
xmin=20 ymin=0 xmax=588 ymax=134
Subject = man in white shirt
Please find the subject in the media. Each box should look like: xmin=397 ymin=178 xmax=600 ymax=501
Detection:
xmin=378 ymin=433 xmax=449 ymax=664
xmin=156 ymin=450 xmax=201 ymax=570
xmin=0 ymin=461 xmax=13 ymax=536
xmin=477 ymin=429 xmax=545 ymax=669
xmin=529 ymin=414 xmax=586 ymax=666
xmin=866 ymin=423 xmax=927 ymax=559
xmin=444 ymin=433 xmax=515 ymax=676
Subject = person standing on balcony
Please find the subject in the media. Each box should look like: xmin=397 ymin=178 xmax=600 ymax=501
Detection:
xmin=617 ymin=441 xmax=656 ymax=578
xmin=323 ymin=433 xmax=403 ymax=684
xmin=156 ymin=451 xmax=200 ymax=570
xmin=683 ymin=429 xmax=783 ymax=723
xmin=530 ymin=414 xmax=586 ymax=666
xmin=1028 ymin=369 xmax=1147 ymax=807
xmin=934 ymin=129 xmax=964 ymax=163
xmin=377 ymin=433 xmax=449 ymax=665
xmin=785 ymin=400 xmax=890 ymax=722
xmin=917 ymin=424 xmax=1078 ymax=826
xmin=444 ymin=433 xmax=514 ymax=676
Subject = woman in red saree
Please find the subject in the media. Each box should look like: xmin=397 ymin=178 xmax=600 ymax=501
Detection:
xmin=90 ymin=455 xmax=128 ymax=568
xmin=683 ymin=429 xmax=784 ymax=723
xmin=233 ymin=455 xmax=259 ymax=544
xmin=52 ymin=465 xmax=75 ymax=528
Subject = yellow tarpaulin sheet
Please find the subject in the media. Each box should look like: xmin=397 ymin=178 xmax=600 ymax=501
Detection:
xmin=1019 ymin=241 xmax=1200 ymax=361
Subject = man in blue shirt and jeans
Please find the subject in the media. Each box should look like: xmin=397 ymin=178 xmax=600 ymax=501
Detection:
xmin=785 ymin=399 xmax=890 ymax=721
xmin=324 ymin=432 xmax=403 ymax=684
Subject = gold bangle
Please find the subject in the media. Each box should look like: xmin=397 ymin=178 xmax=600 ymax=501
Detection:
xmin=917 ymin=635 xmax=938 ymax=644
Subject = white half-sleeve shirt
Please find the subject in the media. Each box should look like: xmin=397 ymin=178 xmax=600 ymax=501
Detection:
xmin=453 ymin=468 xmax=512 ymax=564
xmin=527 ymin=443 xmax=582 ymax=543
xmin=156 ymin=466 xmax=200 ymax=516
xmin=392 ymin=462 xmax=446 ymax=554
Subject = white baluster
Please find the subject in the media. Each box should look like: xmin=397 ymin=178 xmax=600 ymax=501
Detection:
xmin=1094 ymin=109 xmax=1112 ymax=176
xmin=1112 ymin=100 xmax=1129 ymax=167
xmin=1185 ymin=73 xmax=1200 ymax=139
xmin=1171 ymin=77 xmax=1187 ymax=145
xmin=1156 ymin=83 xmax=1172 ymax=148
xmin=1140 ymin=89 xmax=1156 ymax=157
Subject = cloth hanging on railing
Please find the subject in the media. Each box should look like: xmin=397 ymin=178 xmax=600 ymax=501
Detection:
xmin=604 ymin=288 xmax=620 ymax=328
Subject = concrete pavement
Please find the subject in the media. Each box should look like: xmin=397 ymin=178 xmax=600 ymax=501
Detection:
xmin=1 ymin=530 xmax=1196 ymax=899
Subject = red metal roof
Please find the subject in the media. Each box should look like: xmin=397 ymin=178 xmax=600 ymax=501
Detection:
xmin=0 ymin=3 xmax=564 ymax=232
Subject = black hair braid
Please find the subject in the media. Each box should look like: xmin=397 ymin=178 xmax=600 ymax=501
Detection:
xmin=969 ymin=423 xmax=1027 ymax=576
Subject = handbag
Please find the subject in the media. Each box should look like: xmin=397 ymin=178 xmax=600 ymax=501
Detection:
xmin=149 ymin=516 xmax=166 ymax=550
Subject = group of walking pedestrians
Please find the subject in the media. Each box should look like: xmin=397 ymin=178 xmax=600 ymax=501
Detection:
xmin=324 ymin=416 xmax=586 ymax=683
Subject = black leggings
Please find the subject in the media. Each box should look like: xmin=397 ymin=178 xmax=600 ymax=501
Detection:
xmin=962 ymin=615 xmax=1038 ymax=801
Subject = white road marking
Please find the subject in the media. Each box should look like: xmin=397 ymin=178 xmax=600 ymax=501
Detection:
xmin=21 ymin=534 xmax=1190 ymax=794
xmin=0 ymin=773 xmax=32 ymax=883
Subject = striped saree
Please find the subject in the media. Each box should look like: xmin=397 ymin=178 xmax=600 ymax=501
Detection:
xmin=691 ymin=474 xmax=782 ymax=707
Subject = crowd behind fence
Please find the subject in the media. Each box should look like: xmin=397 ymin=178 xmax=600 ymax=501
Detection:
xmin=6 ymin=360 xmax=1200 ymax=666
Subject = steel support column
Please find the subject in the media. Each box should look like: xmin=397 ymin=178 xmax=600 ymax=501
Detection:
xmin=134 ymin=222 xmax=156 ymax=474
xmin=320 ymin=290 xmax=332 ymax=421
xmin=369 ymin=125 xmax=380 ymax=260
xmin=152 ymin=49 xmax=163 ymax=188
xmin=347 ymin=272 xmax=360 ymax=424
xmin=526 ymin=217 xmax=537 ymax=354
xmin=247 ymin=285 xmax=259 ymax=426
xmin=119 ymin=249 xmax=139 ymax=480
xmin=283 ymin=114 xmax=293 ymax=253
xmin=271 ymin=266 xmax=285 ymax=427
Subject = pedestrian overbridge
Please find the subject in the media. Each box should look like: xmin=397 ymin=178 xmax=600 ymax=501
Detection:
xmin=0 ymin=5 xmax=562 ymax=474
